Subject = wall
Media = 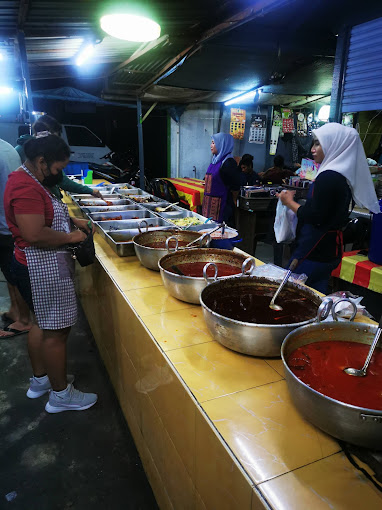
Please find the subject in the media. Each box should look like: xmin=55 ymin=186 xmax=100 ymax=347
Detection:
xmin=170 ymin=104 xmax=270 ymax=179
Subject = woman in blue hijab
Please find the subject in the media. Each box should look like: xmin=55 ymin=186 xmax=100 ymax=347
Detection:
xmin=202 ymin=133 xmax=240 ymax=225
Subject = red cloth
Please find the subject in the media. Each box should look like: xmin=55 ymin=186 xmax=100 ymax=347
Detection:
xmin=4 ymin=170 xmax=54 ymax=265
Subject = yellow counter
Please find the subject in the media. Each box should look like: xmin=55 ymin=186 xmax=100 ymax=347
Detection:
xmin=69 ymin=200 xmax=382 ymax=509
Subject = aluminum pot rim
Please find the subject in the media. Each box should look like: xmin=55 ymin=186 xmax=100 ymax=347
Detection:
xmin=158 ymin=248 xmax=249 ymax=281
xmin=199 ymin=275 xmax=322 ymax=329
xmin=132 ymin=229 xmax=200 ymax=251
xmin=280 ymin=321 xmax=382 ymax=414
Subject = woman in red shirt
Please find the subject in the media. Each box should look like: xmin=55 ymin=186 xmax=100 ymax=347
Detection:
xmin=4 ymin=133 xmax=97 ymax=413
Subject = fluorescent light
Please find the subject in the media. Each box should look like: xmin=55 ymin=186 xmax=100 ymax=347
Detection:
xmin=75 ymin=44 xmax=95 ymax=66
xmin=224 ymin=88 xmax=262 ymax=106
xmin=318 ymin=105 xmax=330 ymax=122
xmin=0 ymin=87 xmax=13 ymax=95
xmin=100 ymin=14 xmax=161 ymax=42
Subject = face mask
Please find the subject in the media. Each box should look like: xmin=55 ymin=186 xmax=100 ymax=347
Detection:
xmin=42 ymin=168 xmax=63 ymax=187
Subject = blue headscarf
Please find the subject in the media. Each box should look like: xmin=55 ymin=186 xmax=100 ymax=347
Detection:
xmin=211 ymin=133 xmax=234 ymax=164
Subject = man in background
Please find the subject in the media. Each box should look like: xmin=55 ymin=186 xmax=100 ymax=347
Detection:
xmin=0 ymin=138 xmax=32 ymax=338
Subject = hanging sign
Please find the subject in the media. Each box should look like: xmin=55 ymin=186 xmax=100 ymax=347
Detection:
xmin=270 ymin=126 xmax=280 ymax=155
xmin=230 ymin=108 xmax=246 ymax=140
xmin=249 ymin=114 xmax=267 ymax=144
xmin=296 ymin=112 xmax=307 ymax=136
xmin=282 ymin=108 xmax=294 ymax=133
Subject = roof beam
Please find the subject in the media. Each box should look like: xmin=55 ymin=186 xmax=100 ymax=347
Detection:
xmin=108 ymin=34 xmax=169 ymax=77
xmin=18 ymin=0 xmax=30 ymax=29
xmin=138 ymin=0 xmax=293 ymax=94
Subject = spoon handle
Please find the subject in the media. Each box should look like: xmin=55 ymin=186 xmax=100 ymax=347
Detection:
xmin=270 ymin=259 xmax=299 ymax=306
xmin=361 ymin=315 xmax=382 ymax=372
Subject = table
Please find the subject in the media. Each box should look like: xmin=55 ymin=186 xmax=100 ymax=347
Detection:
xmin=332 ymin=250 xmax=382 ymax=293
xmin=163 ymin=177 xmax=204 ymax=211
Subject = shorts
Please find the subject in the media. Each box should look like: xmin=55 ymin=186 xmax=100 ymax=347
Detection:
xmin=11 ymin=256 xmax=34 ymax=313
xmin=0 ymin=234 xmax=15 ymax=284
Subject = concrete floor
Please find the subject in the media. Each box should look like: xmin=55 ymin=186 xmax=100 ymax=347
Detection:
xmin=0 ymin=280 xmax=158 ymax=510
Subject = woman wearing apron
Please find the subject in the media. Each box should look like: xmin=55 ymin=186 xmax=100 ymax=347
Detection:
xmin=278 ymin=123 xmax=380 ymax=293
xmin=4 ymin=133 xmax=98 ymax=413
xmin=202 ymin=133 xmax=240 ymax=226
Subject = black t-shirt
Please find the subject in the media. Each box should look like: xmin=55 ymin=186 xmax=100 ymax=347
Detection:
xmin=240 ymin=171 xmax=260 ymax=187
xmin=219 ymin=158 xmax=240 ymax=191
xmin=296 ymin=170 xmax=352 ymax=261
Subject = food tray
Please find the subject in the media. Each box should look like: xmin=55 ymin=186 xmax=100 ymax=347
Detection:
xmin=102 ymin=222 xmax=175 ymax=256
xmin=88 ymin=210 xmax=156 ymax=222
xmin=79 ymin=198 xmax=131 ymax=207
xmin=117 ymin=188 xmax=150 ymax=196
xmin=96 ymin=218 xmax=172 ymax=234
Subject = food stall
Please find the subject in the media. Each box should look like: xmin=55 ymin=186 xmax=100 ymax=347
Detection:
xmin=65 ymin=183 xmax=382 ymax=510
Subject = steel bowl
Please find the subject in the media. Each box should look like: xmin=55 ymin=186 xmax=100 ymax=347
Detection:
xmin=159 ymin=248 xmax=253 ymax=304
xmin=199 ymin=276 xmax=322 ymax=357
xmin=133 ymin=229 xmax=208 ymax=271
xmin=281 ymin=321 xmax=382 ymax=449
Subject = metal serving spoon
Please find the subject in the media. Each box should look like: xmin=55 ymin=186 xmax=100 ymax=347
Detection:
xmin=269 ymin=259 xmax=299 ymax=311
xmin=185 ymin=223 xmax=223 ymax=247
xmin=155 ymin=202 xmax=179 ymax=212
xmin=344 ymin=314 xmax=382 ymax=377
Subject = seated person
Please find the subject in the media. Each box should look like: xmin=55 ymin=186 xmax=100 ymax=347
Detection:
xmin=259 ymin=155 xmax=296 ymax=184
xmin=239 ymin=154 xmax=260 ymax=186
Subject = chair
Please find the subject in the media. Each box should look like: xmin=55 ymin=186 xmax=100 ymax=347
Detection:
xmin=163 ymin=180 xmax=189 ymax=209
xmin=150 ymin=178 xmax=167 ymax=200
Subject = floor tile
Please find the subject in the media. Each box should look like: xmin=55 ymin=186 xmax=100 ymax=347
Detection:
xmin=144 ymin=307 xmax=213 ymax=351
xmin=259 ymin=452 xmax=382 ymax=510
xmin=167 ymin=341 xmax=282 ymax=402
xmin=202 ymin=380 xmax=340 ymax=484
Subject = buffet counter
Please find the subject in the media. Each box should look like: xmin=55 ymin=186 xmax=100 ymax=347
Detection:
xmin=67 ymin=197 xmax=382 ymax=510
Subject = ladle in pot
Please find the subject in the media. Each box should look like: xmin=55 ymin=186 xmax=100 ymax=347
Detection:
xmin=269 ymin=259 xmax=299 ymax=311
xmin=344 ymin=314 xmax=382 ymax=377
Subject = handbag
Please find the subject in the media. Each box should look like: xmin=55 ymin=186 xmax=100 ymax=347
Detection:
xmin=69 ymin=231 xmax=96 ymax=267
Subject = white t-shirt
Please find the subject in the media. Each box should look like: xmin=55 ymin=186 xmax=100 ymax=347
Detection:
xmin=0 ymin=139 xmax=22 ymax=235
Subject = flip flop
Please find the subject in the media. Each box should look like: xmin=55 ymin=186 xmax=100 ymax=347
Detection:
xmin=2 ymin=326 xmax=29 ymax=337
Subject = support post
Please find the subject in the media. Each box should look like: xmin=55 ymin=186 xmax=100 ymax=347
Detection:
xmin=329 ymin=27 xmax=351 ymax=123
xmin=137 ymin=99 xmax=145 ymax=190
xmin=17 ymin=30 xmax=34 ymax=120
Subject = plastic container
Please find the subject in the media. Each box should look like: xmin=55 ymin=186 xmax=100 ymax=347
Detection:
xmin=64 ymin=162 xmax=89 ymax=176
xmin=368 ymin=199 xmax=382 ymax=264
xmin=84 ymin=170 xmax=93 ymax=184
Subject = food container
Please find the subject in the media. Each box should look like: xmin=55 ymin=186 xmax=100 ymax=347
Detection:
xmin=79 ymin=198 xmax=131 ymax=207
xmin=281 ymin=321 xmax=382 ymax=449
xmin=197 ymin=226 xmax=241 ymax=250
xmin=159 ymin=248 xmax=253 ymax=304
xmin=200 ymin=277 xmax=322 ymax=357
xmin=133 ymin=229 xmax=208 ymax=271
xmin=88 ymin=209 xmax=156 ymax=222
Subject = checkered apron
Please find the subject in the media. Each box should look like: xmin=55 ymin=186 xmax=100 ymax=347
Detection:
xmin=21 ymin=165 xmax=77 ymax=330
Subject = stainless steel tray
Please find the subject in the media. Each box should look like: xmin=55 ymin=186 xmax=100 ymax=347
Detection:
xmin=128 ymin=195 xmax=163 ymax=204
xmin=88 ymin=210 xmax=155 ymax=222
xmin=72 ymin=194 xmax=119 ymax=201
xmin=81 ymin=204 xmax=141 ymax=214
xmin=79 ymin=198 xmax=131 ymax=207
xmin=142 ymin=201 xmax=171 ymax=211
xmin=103 ymin=222 xmax=175 ymax=256
xmin=117 ymin=188 xmax=149 ymax=196
xmin=96 ymin=218 xmax=171 ymax=232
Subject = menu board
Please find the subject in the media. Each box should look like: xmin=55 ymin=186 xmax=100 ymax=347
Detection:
xmin=230 ymin=108 xmax=246 ymax=140
xmin=249 ymin=114 xmax=267 ymax=144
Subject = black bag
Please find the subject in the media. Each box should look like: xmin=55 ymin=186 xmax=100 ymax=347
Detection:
xmin=69 ymin=231 xmax=96 ymax=267
xmin=342 ymin=217 xmax=371 ymax=249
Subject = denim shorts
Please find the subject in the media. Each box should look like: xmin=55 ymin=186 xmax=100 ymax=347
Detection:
xmin=11 ymin=256 xmax=34 ymax=312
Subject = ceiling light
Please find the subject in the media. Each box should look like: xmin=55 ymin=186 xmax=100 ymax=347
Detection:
xmin=75 ymin=44 xmax=95 ymax=66
xmin=0 ymin=86 xmax=13 ymax=95
xmin=318 ymin=105 xmax=330 ymax=122
xmin=100 ymin=14 xmax=161 ymax=42
xmin=224 ymin=88 xmax=261 ymax=106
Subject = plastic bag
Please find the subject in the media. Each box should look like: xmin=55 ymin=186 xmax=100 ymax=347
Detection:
xmin=251 ymin=263 xmax=308 ymax=285
xmin=326 ymin=291 xmax=373 ymax=319
xmin=274 ymin=199 xmax=297 ymax=243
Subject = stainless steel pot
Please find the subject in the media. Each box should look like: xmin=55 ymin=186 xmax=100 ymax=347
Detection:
xmin=133 ymin=229 xmax=208 ymax=271
xmin=159 ymin=248 xmax=253 ymax=304
xmin=199 ymin=276 xmax=322 ymax=357
xmin=281 ymin=321 xmax=382 ymax=449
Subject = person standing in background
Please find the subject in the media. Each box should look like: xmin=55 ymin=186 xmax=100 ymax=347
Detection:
xmin=0 ymin=138 xmax=32 ymax=338
xmin=202 ymin=133 xmax=240 ymax=226
xmin=16 ymin=115 xmax=104 ymax=200
xmin=239 ymin=154 xmax=260 ymax=186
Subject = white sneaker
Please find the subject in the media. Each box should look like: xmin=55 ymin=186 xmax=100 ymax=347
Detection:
xmin=26 ymin=374 xmax=75 ymax=399
xmin=45 ymin=384 xmax=98 ymax=413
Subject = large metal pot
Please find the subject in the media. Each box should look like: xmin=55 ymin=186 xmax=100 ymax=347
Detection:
xmin=281 ymin=321 xmax=382 ymax=449
xmin=159 ymin=248 xmax=253 ymax=304
xmin=199 ymin=276 xmax=322 ymax=357
xmin=132 ymin=229 xmax=208 ymax=271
